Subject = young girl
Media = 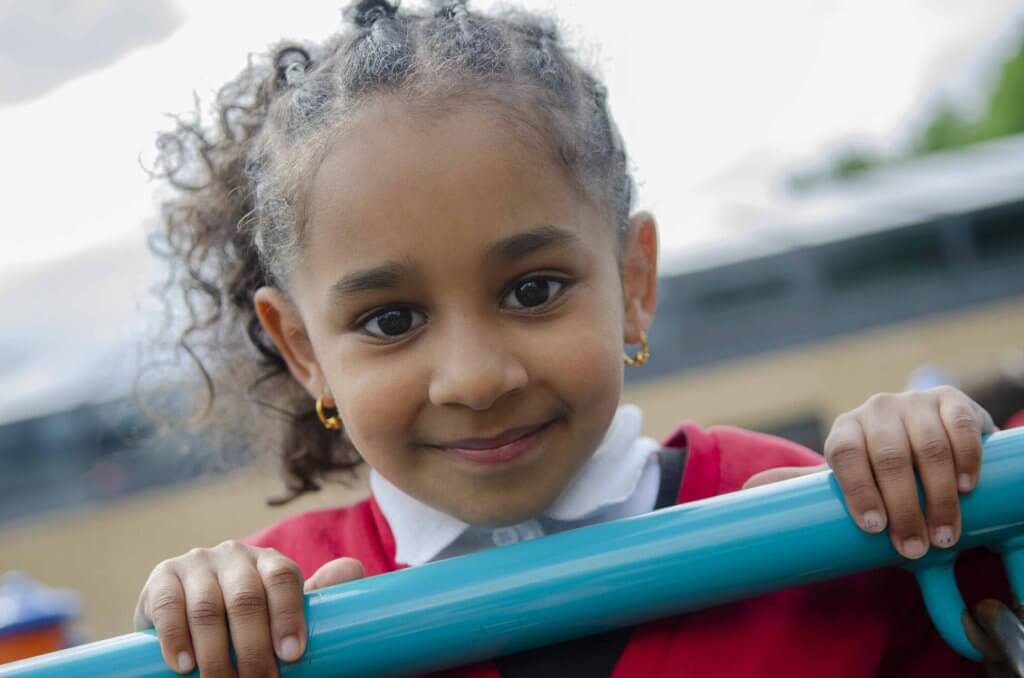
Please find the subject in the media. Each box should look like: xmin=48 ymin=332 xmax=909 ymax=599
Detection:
xmin=135 ymin=1 xmax=1012 ymax=676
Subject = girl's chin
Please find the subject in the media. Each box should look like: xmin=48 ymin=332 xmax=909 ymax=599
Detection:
xmin=452 ymin=503 xmax=548 ymax=528
xmin=438 ymin=482 xmax=570 ymax=527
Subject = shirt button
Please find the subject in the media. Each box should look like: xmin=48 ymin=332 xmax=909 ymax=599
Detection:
xmin=492 ymin=521 xmax=543 ymax=546
xmin=517 ymin=520 xmax=543 ymax=541
xmin=492 ymin=527 xmax=520 ymax=546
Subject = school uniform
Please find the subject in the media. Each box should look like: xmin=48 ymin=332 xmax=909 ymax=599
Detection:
xmin=246 ymin=406 xmax=1008 ymax=677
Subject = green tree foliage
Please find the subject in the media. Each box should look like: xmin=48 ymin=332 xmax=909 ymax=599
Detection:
xmin=912 ymin=32 xmax=1024 ymax=154
xmin=979 ymin=38 xmax=1024 ymax=140
xmin=831 ymin=148 xmax=881 ymax=179
xmin=794 ymin=30 xmax=1024 ymax=189
xmin=912 ymin=104 xmax=976 ymax=155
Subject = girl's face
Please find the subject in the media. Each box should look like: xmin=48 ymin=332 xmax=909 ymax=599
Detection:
xmin=257 ymin=97 xmax=657 ymax=527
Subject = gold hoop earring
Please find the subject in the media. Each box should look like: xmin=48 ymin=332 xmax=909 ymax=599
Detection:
xmin=316 ymin=398 xmax=343 ymax=431
xmin=623 ymin=331 xmax=650 ymax=367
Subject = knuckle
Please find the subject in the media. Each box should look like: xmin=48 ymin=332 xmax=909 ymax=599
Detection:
xmin=872 ymin=448 xmax=911 ymax=475
xmin=234 ymin=649 xmax=274 ymax=677
xmin=888 ymin=508 xmax=922 ymax=534
xmin=272 ymin=608 xmax=304 ymax=635
xmin=929 ymin=496 xmax=960 ymax=518
xmin=957 ymin=444 xmax=982 ymax=468
xmin=916 ymin=436 xmax=950 ymax=464
xmin=263 ymin=563 xmax=302 ymax=591
xmin=187 ymin=598 xmax=225 ymax=628
xmin=866 ymin=392 xmax=895 ymax=410
xmin=197 ymin=657 xmax=235 ymax=678
xmin=155 ymin=623 xmax=189 ymax=648
xmin=840 ymin=478 xmax=876 ymax=502
xmin=151 ymin=560 xmax=175 ymax=577
xmin=214 ymin=539 xmax=244 ymax=554
xmin=825 ymin=441 xmax=863 ymax=468
xmin=226 ymin=589 xmax=267 ymax=619
xmin=148 ymin=589 xmax=184 ymax=622
xmin=947 ymin=406 xmax=979 ymax=433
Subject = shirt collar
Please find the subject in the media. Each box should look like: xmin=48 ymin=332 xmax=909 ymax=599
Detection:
xmin=370 ymin=404 xmax=658 ymax=566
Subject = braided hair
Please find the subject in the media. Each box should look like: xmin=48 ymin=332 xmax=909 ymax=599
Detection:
xmin=148 ymin=0 xmax=636 ymax=503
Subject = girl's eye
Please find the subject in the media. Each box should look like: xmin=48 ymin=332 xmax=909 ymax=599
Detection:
xmin=361 ymin=307 xmax=426 ymax=338
xmin=503 ymin=277 xmax=565 ymax=310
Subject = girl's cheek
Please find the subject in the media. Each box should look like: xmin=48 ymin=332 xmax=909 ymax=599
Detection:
xmin=540 ymin=299 xmax=625 ymax=403
xmin=327 ymin=347 xmax=427 ymax=458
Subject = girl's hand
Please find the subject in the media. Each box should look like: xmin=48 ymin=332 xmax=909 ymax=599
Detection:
xmin=743 ymin=387 xmax=994 ymax=560
xmin=824 ymin=387 xmax=994 ymax=559
xmin=134 ymin=541 xmax=364 ymax=677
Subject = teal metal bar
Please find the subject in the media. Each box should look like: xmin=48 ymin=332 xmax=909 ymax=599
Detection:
xmin=3 ymin=428 xmax=1022 ymax=677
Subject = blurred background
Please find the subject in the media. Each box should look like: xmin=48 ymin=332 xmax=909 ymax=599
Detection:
xmin=2 ymin=0 xmax=1024 ymax=654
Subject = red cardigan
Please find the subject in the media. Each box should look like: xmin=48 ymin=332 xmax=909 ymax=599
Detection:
xmin=247 ymin=423 xmax=1008 ymax=677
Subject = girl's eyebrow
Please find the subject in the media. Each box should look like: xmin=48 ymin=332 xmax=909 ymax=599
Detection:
xmin=328 ymin=225 xmax=578 ymax=304
xmin=328 ymin=260 xmax=410 ymax=304
xmin=489 ymin=224 xmax=581 ymax=262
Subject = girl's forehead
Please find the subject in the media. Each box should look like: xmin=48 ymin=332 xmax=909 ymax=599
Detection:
xmin=300 ymin=101 xmax=608 ymax=275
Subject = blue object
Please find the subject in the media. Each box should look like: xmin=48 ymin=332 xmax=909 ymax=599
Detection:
xmin=3 ymin=428 xmax=1022 ymax=677
xmin=0 ymin=572 xmax=79 ymax=638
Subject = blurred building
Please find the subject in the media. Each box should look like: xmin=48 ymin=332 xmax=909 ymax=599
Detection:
xmin=1 ymin=134 xmax=1023 ymax=641
xmin=631 ymin=133 xmax=1024 ymax=449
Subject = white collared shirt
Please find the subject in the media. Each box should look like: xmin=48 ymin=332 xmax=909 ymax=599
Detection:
xmin=370 ymin=404 xmax=662 ymax=566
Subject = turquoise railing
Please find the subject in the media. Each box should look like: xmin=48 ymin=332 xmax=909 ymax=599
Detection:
xmin=3 ymin=428 xmax=1022 ymax=677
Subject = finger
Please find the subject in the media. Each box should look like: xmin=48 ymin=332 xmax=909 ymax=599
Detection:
xmin=219 ymin=565 xmax=278 ymax=678
xmin=183 ymin=570 xmax=238 ymax=678
xmin=257 ymin=553 xmax=307 ymax=663
xmin=741 ymin=465 xmax=827 ymax=490
xmin=904 ymin=406 xmax=960 ymax=549
xmin=824 ymin=417 xmax=887 ymax=534
xmin=938 ymin=390 xmax=986 ymax=493
xmin=304 ymin=557 xmax=365 ymax=593
xmin=863 ymin=413 xmax=929 ymax=559
xmin=138 ymin=566 xmax=196 ymax=675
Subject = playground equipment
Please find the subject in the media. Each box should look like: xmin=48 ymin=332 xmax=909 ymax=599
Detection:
xmin=2 ymin=428 xmax=1022 ymax=677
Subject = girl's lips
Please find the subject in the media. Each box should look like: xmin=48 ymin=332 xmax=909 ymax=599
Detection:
xmin=436 ymin=421 xmax=553 ymax=465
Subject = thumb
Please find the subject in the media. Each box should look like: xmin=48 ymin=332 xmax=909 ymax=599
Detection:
xmin=742 ymin=464 xmax=828 ymax=490
xmin=304 ymin=557 xmax=365 ymax=593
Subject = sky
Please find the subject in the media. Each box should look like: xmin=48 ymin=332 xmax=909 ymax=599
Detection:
xmin=1 ymin=0 xmax=1023 ymax=422
xmin=1 ymin=0 xmax=1022 ymax=277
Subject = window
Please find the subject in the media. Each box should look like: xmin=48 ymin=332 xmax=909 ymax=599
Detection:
xmin=692 ymin=276 xmax=790 ymax=312
xmin=971 ymin=204 xmax=1024 ymax=259
xmin=821 ymin=225 xmax=948 ymax=291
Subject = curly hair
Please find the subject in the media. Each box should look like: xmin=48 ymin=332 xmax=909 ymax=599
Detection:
xmin=147 ymin=0 xmax=636 ymax=504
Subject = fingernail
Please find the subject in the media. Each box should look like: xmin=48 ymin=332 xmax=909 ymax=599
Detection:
xmin=177 ymin=651 xmax=193 ymax=673
xmin=902 ymin=538 xmax=927 ymax=559
xmin=958 ymin=473 xmax=973 ymax=492
xmin=280 ymin=635 xmax=300 ymax=661
xmin=934 ymin=525 xmax=955 ymax=548
xmin=862 ymin=511 xmax=884 ymax=533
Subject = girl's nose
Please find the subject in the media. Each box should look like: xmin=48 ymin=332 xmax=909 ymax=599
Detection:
xmin=427 ymin=327 xmax=528 ymax=411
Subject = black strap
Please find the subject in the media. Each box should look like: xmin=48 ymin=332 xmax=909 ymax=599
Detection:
xmin=494 ymin=446 xmax=688 ymax=678
xmin=654 ymin=446 xmax=687 ymax=510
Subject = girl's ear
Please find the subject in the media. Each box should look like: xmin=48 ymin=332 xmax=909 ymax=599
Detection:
xmin=621 ymin=210 xmax=659 ymax=343
xmin=253 ymin=287 xmax=333 ymax=403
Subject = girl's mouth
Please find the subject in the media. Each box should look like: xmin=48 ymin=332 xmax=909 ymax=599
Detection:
xmin=435 ymin=420 xmax=554 ymax=466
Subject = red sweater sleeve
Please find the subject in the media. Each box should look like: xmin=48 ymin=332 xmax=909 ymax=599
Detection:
xmin=662 ymin=422 xmax=824 ymax=502
xmin=243 ymin=498 xmax=401 ymax=578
